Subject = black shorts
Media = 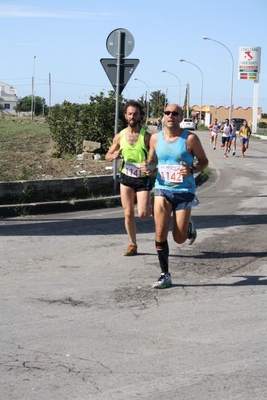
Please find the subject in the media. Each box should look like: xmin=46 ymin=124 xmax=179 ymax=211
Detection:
xmin=222 ymin=136 xmax=230 ymax=145
xmin=119 ymin=173 xmax=152 ymax=192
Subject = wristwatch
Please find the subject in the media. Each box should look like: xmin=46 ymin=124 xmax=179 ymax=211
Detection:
xmin=190 ymin=165 xmax=198 ymax=174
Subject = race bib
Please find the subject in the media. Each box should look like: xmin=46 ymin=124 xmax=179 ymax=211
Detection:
xmin=159 ymin=164 xmax=183 ymax=183
xmin=125 ymin=162 xmax=142 ymax=178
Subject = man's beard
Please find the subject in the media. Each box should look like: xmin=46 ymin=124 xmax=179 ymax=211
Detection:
xmin=129 ymin=119 xmax=139 ymax=127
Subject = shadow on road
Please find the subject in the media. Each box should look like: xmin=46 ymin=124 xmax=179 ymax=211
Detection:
xmin=172 ymin=275 xmax=267 ymax=287
xmin=1 ymin=213 xmax=267 ymax=237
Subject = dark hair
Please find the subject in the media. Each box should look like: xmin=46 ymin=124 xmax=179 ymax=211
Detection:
xmin=123 ymin=100 xmax=145 ymax=119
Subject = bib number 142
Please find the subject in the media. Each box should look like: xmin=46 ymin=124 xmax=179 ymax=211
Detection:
xmin=159 ymin=165 xmax=183 ymax=183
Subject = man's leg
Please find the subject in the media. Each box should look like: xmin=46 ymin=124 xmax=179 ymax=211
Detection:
xmin=241 ymin=140 xmax=245 ymax=157
xmin=120 ymin=184 xmax=137 ymax=253
xmin=152 ymin=195 xmax=173 ymax=288
xmin=223 ymin=139 xmax=228 ymax=157
xmin=228 ymin=139 xmax=232 ymax=153
xmin=172 ymin=207 xmax=192 ymax=244
xmin=214 ymin=134 xmax=217 ymax=149
xmin=232 ymin=138 xmax=236 ymax=155
xmin=136 ymin=190 xmax=151 ymax=220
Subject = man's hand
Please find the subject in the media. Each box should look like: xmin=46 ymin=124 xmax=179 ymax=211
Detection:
xmin=141 ymin=158 xmax=153 ymax=176
xmin=180 ymin=162 xmax=194 ymax=177
xmin=112 ymin=149 xmax=121 ymax=160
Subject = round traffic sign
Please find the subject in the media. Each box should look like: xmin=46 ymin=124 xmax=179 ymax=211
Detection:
xmin=106 ymin=28 xmax=135 ymax=58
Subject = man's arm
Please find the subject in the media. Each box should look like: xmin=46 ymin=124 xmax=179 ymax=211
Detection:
xmin=144 ymin=131 xmax=151 ymax=150
xmin=141 ymin=133 xmax=158 ymax=173
xmin=105 ymin=133 xmax=121 ymax=162
xmin=187 ymin=133 xmax=209 ymax=173
xmin=146 ymin=133 xmax=158 ymax=171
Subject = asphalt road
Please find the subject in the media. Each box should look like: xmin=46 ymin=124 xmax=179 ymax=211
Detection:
xmin=1 ymin=132 xmax=267 ymax=399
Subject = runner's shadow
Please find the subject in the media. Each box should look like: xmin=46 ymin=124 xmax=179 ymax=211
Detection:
xmin=172 ymin=275 xmax=267 ymax=287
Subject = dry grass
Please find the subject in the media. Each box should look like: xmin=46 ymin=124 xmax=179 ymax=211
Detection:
xmin=0 ymin=116 xmax=116 ymax=182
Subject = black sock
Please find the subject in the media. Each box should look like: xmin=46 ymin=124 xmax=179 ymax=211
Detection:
xmin=155 ymin=240 xmax=169 ymax=274
xmin=187 ymin=221 xmax=192 ymax=239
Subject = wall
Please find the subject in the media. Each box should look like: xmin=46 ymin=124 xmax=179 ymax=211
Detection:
xmin=191 ymin=104 xmax=262 ymax=126
xmin=0 ymin=175 xmax=117 ymax=205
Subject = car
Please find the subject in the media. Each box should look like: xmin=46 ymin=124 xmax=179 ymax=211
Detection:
xmin=217 ymin=119 xmax=226 ymax=128
xmin=180 ymin=118 xmax=195 ymax=130
xmin=218 ymin=118 xmax=246 ymax=131
xmin=232 ymin=118 xmax=247 ymax=130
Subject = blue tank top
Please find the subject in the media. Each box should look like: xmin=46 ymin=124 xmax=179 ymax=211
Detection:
xmin=155 ymin=130 xmax=196 ymax=193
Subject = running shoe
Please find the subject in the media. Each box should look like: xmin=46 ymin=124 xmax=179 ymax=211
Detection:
xmin=124 ymin=243 xmax=137 ymax=256
xmin=187 ymin=219 xmax=197 ymax=245
xmin=227 ymin=148 xmax=231 ymax=153
xmin=152 ymin=273 xmax=172 ymax=289
xmin=232 ymin=151 xmax=236 ymax=156
xmin=224 ymin=153 xmax=228 ymax=158
xmin=213 ymin=146 xmax=216 ymax=150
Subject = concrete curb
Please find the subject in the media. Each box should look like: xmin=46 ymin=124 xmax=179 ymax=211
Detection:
xmin=0 ymin=195 xmax=122 ymax=218
xmin=0 ymin=172 xmax=203 ymax=218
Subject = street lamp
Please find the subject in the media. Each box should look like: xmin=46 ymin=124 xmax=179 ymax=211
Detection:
xmin=31 ymin=55 xmax=36 ymax=120
xmin=179 ymin=59 xmax=203 ymax=124
xmin=162 ymin=70 xmax=181 ymax=105
xmin=203 ymin=36 xmax=234 ymax=122
xmin=134 ymin=78 xmax=149 ymax=124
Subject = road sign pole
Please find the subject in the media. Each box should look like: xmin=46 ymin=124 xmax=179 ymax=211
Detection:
xmin=113 ymin=30 xmax=122 ymax=191
xmin=102 ymin=28 xmax=138 ymax=191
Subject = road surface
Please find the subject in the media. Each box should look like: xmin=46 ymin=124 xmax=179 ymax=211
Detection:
xmin=1 ymin=132 xmax=267 ymax=399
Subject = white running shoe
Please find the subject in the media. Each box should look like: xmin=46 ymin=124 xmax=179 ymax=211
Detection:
xmin=152 ymin=273 xmax=172 ymax=289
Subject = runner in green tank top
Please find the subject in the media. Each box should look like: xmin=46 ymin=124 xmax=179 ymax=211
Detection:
xmin=105 ymin=100 xmax=153 ymax=256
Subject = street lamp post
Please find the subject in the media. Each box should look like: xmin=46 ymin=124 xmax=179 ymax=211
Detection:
xmin=31 ymin=55 xmax=36 ymax=120
xmin=134 ymin=78 xmax=149 ymax=124
xmin=179 ymin=59 xmax=203 ymax=125
xmin=162 ymin=70 xmax=181 ymax=105
xmin=203 ymin=36 xmax=234 ymax=122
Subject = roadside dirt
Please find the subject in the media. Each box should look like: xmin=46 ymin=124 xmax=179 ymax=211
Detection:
xmin=0 ymin=148 xmax=122 ymax=182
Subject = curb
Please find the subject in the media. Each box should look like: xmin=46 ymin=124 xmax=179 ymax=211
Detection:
xmin=0 ymin=173 xmax=204 ymax=218
xmin=0 ymin=195 xmax=122 ymax=218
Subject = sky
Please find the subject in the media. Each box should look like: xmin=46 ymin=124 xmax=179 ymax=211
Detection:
xmin=1 ymin=0 xmax=266 ymax=112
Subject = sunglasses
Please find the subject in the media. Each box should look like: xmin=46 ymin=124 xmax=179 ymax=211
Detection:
xmin=164 ymin=111 xmax=179 ymax=116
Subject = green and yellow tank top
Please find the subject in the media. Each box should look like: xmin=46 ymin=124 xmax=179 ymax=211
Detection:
xmin=120 ymin=128 xmax=148 ymax=178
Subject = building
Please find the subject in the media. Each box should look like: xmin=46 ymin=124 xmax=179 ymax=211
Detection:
xmin=191 ymin=104 xmax=262 ymax=126
xmin=0 ymin=82 xmax=18 ymax=113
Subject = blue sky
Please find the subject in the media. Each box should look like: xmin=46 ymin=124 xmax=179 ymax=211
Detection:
xmin=1 ymin=0 xmax=266 ymax=112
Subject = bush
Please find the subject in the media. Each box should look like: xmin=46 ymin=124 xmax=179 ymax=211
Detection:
xmin=46 ymin=96 xmax=126 ymax=156
xmin=259 ymin=121 xmax=267 ymax=129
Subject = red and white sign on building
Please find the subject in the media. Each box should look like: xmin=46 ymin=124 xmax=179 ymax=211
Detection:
xmin=238 ymin=47 xmax=261 ymax=80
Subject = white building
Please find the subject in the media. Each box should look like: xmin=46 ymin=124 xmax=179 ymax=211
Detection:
xmin=0 ymin=82 xmax=18 ymax=113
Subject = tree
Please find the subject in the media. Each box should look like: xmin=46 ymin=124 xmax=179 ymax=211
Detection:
xmin=15 ymin=95 xmax=48 ymax=116
xmin=149 ymin=91 xmax=167 ymax=118
xmin=46 ymin=91 xmax=127 ymax=156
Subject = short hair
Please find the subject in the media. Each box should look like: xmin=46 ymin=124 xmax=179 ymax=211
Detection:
xmin=164 ymin=103 xmax=183 ymax=116
xmin=123 ymin=100 xmax=144 ymax=118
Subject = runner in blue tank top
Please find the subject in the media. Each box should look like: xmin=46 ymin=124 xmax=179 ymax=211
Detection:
xmin=142 ymin=104 xmax=209 ymax=288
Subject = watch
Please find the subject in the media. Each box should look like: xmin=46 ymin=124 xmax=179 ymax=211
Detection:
xmin=190 ymin=166 xmax=198 ymax=174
